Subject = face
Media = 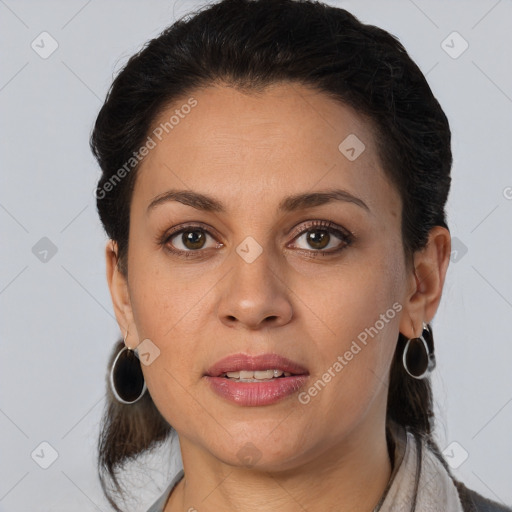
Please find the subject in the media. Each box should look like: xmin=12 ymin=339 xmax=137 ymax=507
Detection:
xmin=110 ymin=82 xmax=422 ymax=471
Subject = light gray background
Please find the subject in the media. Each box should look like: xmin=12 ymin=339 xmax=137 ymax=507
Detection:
xmin=1 ymin=0 xmax=511 ymax=510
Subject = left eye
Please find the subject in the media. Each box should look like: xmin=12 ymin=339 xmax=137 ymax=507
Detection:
xmin=291 ymin=224 xmax=352 ymax=252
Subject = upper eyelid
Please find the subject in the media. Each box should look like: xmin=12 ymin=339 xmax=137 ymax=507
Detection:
xmin=288 ymin=220 xmax=352 ymax=240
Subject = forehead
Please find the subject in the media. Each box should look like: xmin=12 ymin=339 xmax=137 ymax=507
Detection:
xmin=132 ymin=82 xmax=398 ymax=217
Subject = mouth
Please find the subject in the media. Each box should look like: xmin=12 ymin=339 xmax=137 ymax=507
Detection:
xmin=204 ymin=353 xmax=309 ymax=406
xmin=204 ymin=353 xmax=309 ymax=380
xmin=219 ymin=369 xmax=294 ymax=381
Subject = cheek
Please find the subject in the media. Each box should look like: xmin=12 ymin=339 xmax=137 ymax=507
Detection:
xmin=127 ymin=259 xmax=218 ymax=428
xmin=127 ymin=246 xmax=210 ymax=341
xmin=301 ymin=255 xmax=402 ymax=416
xmin=143 ymin=365 xmax=211 ymax=438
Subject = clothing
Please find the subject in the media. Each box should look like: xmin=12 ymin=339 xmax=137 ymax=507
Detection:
xmin=372 ymin=421 xmax=512 ymax=512
xmin=146 ymin=423 xmax=512 ymax=512
xmin=146 ymin=468 xmax=184 ymax=512
xmin=374 ymin=420 xmax=463 ymax=511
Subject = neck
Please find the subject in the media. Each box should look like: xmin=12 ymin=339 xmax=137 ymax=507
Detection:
xmin=166 ymin=419 xmax=393 ymax=512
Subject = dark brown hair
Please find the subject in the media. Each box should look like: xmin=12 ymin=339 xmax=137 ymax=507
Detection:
xmin=90 ymin=0 xmax=452 ymax=509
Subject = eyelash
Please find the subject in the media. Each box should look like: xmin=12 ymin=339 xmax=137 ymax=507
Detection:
xmin=159 ymin=220 xmax=354 ymax=259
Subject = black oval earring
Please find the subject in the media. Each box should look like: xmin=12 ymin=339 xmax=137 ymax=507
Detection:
xmin=402 ymin=322 xmax=436 ymax=380
xmin=109 ymin=330 xmax=147 ymax=404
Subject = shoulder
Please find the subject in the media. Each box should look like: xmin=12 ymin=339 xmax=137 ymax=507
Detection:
xmin=453 ymin=480 xmax=512 ymax=512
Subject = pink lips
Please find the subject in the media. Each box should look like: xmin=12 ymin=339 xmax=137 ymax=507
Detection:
xmin=205 ymin=353 xmax=309 ymax=377
xmin=203 ymin=353 xmax=309 ymax=406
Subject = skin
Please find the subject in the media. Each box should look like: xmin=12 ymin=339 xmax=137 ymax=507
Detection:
xmin=105 ymin=82 xmax=451 ymax=512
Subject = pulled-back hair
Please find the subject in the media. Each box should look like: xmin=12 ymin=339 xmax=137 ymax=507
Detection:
xmin=90 ymin=0 xmax=452 ymax=509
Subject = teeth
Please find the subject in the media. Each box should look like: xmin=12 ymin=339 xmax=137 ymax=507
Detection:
xmin=224 ymin=369 xmax=293 ymax=380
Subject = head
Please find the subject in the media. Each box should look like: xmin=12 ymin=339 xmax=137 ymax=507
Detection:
xmin=91 ymin=0 xmax=452 ymax=509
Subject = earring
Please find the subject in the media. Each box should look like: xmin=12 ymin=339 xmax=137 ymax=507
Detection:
xmin=402 ymin=322 xmax=436 ymax=380
xmin=109 ymin=329 xmax=147 ymax=404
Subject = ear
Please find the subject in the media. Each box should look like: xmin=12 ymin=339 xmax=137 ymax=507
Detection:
xmin=399 ymin=226 xmax=451 ymax=339
xmin=105 ymin=240 xmax=140 ymax=348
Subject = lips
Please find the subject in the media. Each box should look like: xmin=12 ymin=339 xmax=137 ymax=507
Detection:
xmin=204 ymin=353 xmax=309 ymax=378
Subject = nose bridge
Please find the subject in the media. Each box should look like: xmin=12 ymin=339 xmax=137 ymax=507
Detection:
xmin=235 ymin=234 xmax=275 ymax=293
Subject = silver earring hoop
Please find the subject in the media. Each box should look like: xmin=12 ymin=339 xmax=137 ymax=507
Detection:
xmin=109 ymin=331 xmax=147 ymax=404
xmin=402 ymin=322 xmax=436 ymax=380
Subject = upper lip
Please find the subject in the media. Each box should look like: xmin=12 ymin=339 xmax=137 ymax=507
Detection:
xmin=205 ymin=353 xmax=309 ymax=377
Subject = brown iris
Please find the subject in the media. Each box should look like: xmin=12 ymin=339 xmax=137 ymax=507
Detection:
xmin=182 ymin=230 xmax=206 ymax=250
xmin=306 ymin=230 xmax=330 ymax=250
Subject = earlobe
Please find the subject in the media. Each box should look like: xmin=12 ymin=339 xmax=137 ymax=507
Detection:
xmin=399 ymin=227 xmax=451 ymax=338
xmin=105 ymin=240 xmax=136 ymax=339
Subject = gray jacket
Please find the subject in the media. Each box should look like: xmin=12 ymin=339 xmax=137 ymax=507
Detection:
xmin=454 ymin=480 xmax=512 ymax=512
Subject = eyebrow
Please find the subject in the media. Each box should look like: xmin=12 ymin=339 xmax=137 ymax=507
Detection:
xmin=146 ymin=187 xmax=370 ymax=215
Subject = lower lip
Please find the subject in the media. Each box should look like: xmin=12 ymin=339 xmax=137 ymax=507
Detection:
xmin=204 ymin=375 xmax=309 ymax=406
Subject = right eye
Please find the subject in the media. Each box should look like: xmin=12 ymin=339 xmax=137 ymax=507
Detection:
xmin=162 ymin=224 xmax=223 ymax=256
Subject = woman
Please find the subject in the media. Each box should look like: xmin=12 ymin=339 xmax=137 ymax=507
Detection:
xmin=90 ymin=0 xmax=511 ymax=511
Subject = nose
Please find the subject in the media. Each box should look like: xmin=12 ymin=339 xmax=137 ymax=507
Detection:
xmin=216 ymin=244 xmax=294 ymax=331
